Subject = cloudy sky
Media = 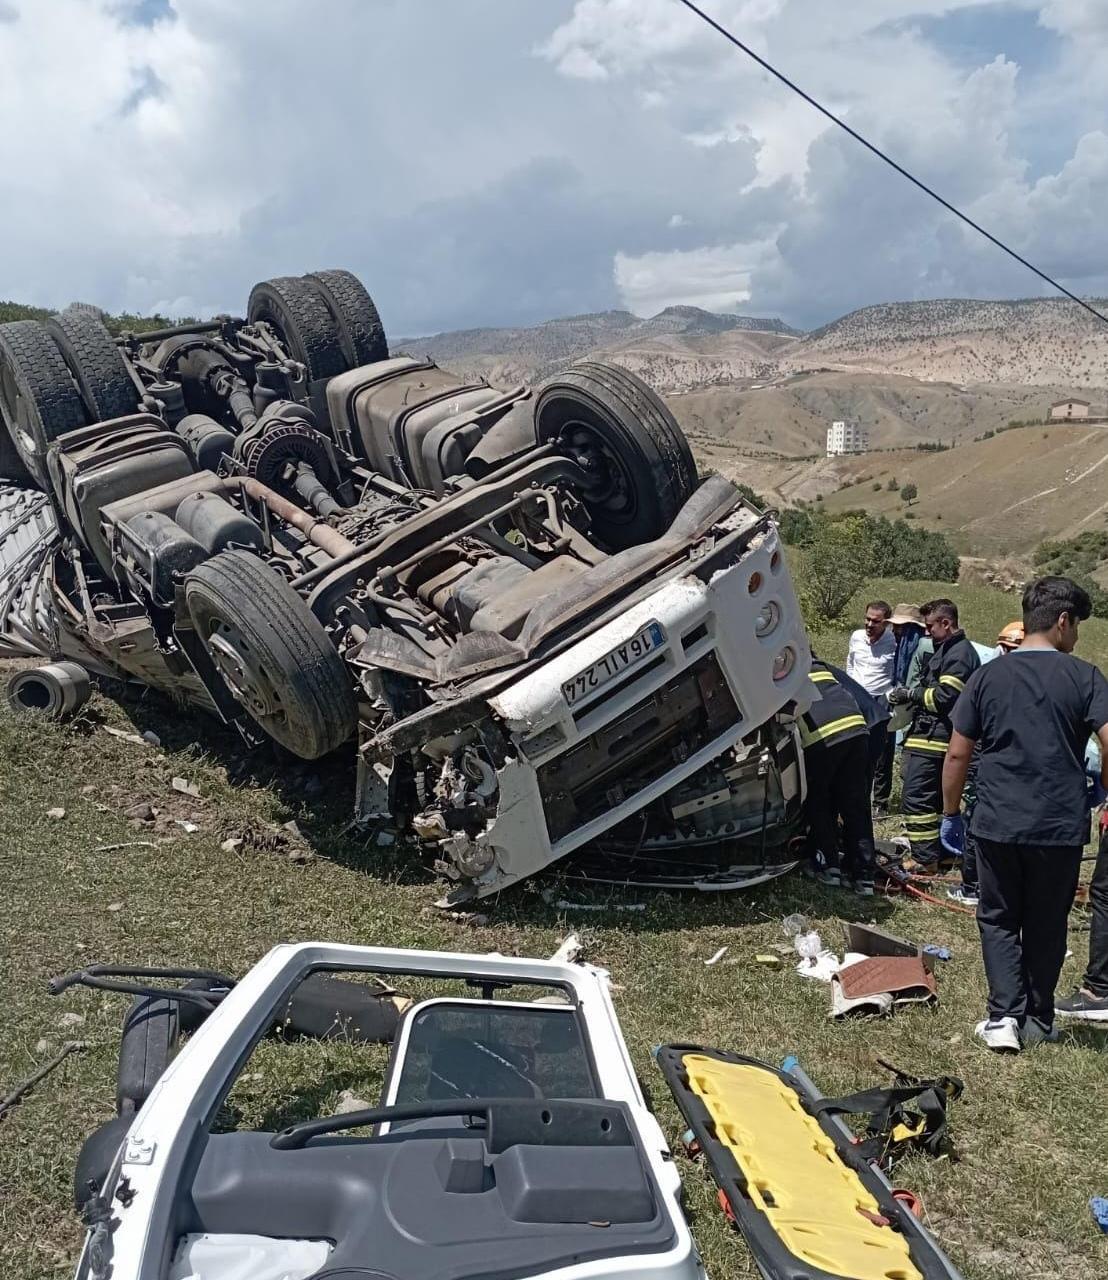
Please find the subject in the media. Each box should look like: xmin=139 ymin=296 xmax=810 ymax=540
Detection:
xmin=0 ymin=0 xmax=1106 ymax=333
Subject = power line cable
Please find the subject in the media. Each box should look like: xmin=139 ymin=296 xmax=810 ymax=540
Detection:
xmin=675 ymin=0 xmax=1108 ymax=328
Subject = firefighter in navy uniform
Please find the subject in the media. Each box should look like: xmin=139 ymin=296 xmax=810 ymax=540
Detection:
xmin=888 ymin=599 xmax=980 ymax=870
xmin=802 ymin=658 xmax=877 ymax=895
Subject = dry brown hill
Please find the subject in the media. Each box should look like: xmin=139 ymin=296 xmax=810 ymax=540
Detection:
xmin=668 ymin=370 xmax=1067 ymax=459
xmin=789 ymin=297 xmax=1108 ymax=388
xmin=395 ymin=305 xmax=800 ymax=388
xmin=815 ymin=423 xmax=1108 ymax=559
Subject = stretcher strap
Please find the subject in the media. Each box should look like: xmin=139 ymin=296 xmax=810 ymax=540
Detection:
xmin=812 ymin=1075 xmax=963 ymax=1165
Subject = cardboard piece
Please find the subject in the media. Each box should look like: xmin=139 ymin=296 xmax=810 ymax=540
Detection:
xmin=835 ymin=954 xmax=937 ymax=1005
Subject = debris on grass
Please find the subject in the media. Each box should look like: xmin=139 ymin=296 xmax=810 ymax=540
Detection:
xmin=93 ymin=841 xmax=159 ymax=853
xmin=753 ymin=953 xmax=783 ymax=968
xmin=46 ymin=807 xmax=65 ymax=820
xmin=334 ymin=1089 xmax=372 ymax=1115
xmin=57 ymin=1012 xmax=84 ymax=1029
xmin=0 ymin=1041 xmax=87 ymax=1120
xmin=551 ymin=933 xmax=582 ymax=964
xmin=220 ymin=837 xmax=244 ymax=854
xmin=106 ymin=902 xmax=123 ymax=913
xmin=174 ymin=819 xmax=199 ymax=834
xmin=104 ymin=726 xmax=154 ymax=747
xmin=171 ymin=777 xmax=202 ymax=798
xmin=125 ymin=802 xmax=156 ymax=822
xmin=704 ymin=946 xmax=728 ymax=966
xmin=551 ymin=897 xmax=646 ymax=913
xmin=450 ymin=910 xmax=489 ymax=927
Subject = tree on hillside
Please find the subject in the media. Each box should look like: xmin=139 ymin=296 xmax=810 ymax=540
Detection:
xmin=799 ymin=514 xmax=875 ymax=623
xmin=887 ymin=478 xmax=899 ymax=491
xmin=778 ymin=507 xmax=814 ymax=546
xmin=901 ymin=482 xmax=918 ymax=506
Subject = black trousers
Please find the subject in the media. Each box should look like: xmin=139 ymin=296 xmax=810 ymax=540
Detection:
xmin=1083 ymin=827 xmax=1108 ymax=998
xmin=870 ymin=726 xmax=895 ymax=807
xmin=804 ymin=734 xmax=876 ymax=878
xmin=976 ymin=838 xmax=1082 ymax=1027
xmin=901 ymin=749 xmax=945 ymax=863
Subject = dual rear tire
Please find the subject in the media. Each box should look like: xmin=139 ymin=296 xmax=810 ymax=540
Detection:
xmin=0 ymin=312 xmax=141 ymax=488
xmin=247 ymin=269 xmax=388 ymax=381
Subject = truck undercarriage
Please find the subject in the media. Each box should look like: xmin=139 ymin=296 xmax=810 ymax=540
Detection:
xmin=0 ymin=270 xmax=811 ymax=897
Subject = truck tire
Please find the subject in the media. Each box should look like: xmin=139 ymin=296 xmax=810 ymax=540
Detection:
xmin=185 ymin=550 xmax=356 ymax=759
xmin=46 ymin=312 xmax=140 ymax=423
xmin=305 ymin=269 xmax=388 ymax=368
xmin=534 ymin=360 xmax=698 ymax=550
xmin=0 ymin=321 xmax=88 ymax=487
xmin=116 ymin=994 xmax=182 ymax=1116
xmin=247 ymin=276 xmax=348 ymax=383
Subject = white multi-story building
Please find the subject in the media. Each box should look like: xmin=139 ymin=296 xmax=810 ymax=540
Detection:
xmin=826 ymin=420 xmax=868 ymax=457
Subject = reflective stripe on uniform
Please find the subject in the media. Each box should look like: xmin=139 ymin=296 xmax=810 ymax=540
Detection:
xmin=908 ymin=827 xmax=941 ymax=841
xmin=923 ymin=687 xmax=937 ymax=712
xmin=809 ymin=670 xmax=836 ymax=683
xmin=904 ymin=736 xmax=948 ymax=755
xmin=904 ymin=812 xmax=942 ymax=826
xmin=800 ymin=713 xmax=866 ymax=747
xmin=939 ymin=674 xmax=965 ymax=692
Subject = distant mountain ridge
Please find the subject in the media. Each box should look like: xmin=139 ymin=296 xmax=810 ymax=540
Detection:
xmin=792 ymin=296 xmax=1108 ymax=388
xmin=395 ymin=305 xmax=802 ymax=382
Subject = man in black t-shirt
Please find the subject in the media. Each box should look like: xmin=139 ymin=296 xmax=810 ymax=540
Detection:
xmin=942 ymin=577 xmax=1108 ymax=1052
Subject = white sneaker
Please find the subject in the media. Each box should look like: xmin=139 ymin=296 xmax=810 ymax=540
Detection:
xmin=974 ymin=1016 xmax=1021 ymax=1052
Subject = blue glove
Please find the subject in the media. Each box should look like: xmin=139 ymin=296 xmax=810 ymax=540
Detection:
xmin=940 ymin=814 xmax=965 ymax=856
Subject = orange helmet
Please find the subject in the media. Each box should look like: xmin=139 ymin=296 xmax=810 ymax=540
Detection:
xmin=996 ymin=620 xmax=1024 ymax=650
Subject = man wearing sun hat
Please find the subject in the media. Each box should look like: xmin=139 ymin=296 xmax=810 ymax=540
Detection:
xmin=889 ymin=602 xmax=931 ymax=699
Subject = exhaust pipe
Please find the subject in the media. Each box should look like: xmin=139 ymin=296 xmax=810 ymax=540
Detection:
xmin=7 ymin=661 xmax=92 ymax=720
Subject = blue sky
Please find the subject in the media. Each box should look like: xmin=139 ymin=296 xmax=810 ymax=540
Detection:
xmin=0 ymin=1 xmax=1106 ymax=334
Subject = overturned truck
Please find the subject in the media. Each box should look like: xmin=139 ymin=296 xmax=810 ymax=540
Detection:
xmin=0 ymin=271 xmax=812 ymax=898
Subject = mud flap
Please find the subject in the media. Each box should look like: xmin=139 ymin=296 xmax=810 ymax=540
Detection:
xmin=656 ymin=1045 xmax=964 ymax=1280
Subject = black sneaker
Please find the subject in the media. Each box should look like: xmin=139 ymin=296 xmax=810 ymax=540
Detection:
xmin=1055 ymin=989 xmax=1108 ymax=1022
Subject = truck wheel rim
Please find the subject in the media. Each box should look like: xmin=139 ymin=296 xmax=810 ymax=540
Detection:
xmin=561 ymin=420 xmax=636 ymax=523
xmin=207 ymin=620 xmax=285 ymax=724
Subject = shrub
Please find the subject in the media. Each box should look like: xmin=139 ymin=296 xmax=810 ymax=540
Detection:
xmin=799 ymin=515 xmax=875 ymax=623
xmin=901 ymin=482 xmax=918 ymax=506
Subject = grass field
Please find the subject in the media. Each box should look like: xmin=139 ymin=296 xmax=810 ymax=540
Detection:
xmin=2 ymin=574 xmax=1107 ymax=1280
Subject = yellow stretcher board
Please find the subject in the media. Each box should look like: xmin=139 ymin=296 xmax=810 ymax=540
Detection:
xmin=656 ymin=1046 xmax=963 ymax=1280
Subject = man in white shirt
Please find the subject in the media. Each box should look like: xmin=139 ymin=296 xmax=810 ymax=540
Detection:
xmin=847 ymin=600 xmax=896 ymax=812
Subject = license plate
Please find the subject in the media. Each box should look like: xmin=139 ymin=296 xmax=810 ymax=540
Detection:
xmin=563 ymin=623 xmax=665 ymax=708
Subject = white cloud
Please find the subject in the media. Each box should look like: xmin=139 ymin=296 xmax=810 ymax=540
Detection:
xmin=0 ymin=0 xmax=1105 ymax=335
xmin=615 ymin=238 xmax=777 ymax=315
